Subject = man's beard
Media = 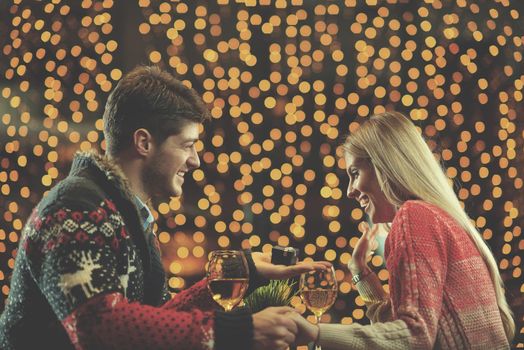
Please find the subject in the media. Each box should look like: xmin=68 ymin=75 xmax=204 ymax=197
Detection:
xmin=141 ymin=157 xmax=177 ymax=204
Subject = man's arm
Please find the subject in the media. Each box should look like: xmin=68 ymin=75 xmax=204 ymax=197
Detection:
xmin=24 ymin=204 xmax=251 ymax=350
xmin=161 ymin=278 xmax=216 ymax=311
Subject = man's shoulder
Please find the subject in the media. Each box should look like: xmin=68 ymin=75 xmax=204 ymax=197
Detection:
xmin=38 ymin=173 xmax=109 ymax=215
xmin=24 ymin=173 xmax=124 ymax=246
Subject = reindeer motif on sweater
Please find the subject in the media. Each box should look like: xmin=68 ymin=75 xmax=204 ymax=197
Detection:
xmin=119 ymin=249 xmax=137 ymax=298
xmin=58 ymin=251 xmax=102 ymax=304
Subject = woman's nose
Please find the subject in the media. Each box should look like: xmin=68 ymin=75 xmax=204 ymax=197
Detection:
xmin=347 ymin=184 xmax=359 ymax=199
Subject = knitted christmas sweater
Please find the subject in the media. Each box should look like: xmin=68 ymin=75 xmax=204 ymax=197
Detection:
xmin=318 ymin=200 xmax=509 ymax=349
xmin=0 ymin=151 xmax=259 ymax=350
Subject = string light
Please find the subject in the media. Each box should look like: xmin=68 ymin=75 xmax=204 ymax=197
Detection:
xmin=0 ymin=0 xmax=522 ymax=343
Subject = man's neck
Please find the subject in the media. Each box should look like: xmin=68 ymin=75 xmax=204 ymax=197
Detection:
xmin=109 ymin=154 xmax=150 ymax=203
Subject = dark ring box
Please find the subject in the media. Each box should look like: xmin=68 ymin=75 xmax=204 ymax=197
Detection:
xmin=271 ymin=246 xmax=299 ymax=266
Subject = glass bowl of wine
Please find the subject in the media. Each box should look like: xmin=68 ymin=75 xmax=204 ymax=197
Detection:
xmin=300 ymin=265 xmax=338 ymax=350
xmin=207 ymin=250 xmax=249 ymax=312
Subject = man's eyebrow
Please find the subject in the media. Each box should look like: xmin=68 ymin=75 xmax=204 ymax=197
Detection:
xmin=181 ymin=137 xmax=199 ymax=143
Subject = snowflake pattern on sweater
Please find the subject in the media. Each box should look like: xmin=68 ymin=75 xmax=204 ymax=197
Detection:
xmin=0 ymin=151 xmax=253 ymax=350
xmin=22 ymin=200 xmax=147 ymax=318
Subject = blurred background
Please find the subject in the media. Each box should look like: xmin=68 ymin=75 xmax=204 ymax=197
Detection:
xmin=0 ymin=0 xmax=523 ymax=347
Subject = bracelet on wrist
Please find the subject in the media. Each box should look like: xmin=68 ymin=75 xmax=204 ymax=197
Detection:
xmin=351 ymin=268 xmax=371 ymax=285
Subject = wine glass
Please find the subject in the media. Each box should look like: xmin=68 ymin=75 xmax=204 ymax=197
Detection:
xmin=207 ymin=250 xmax=250 ymax=311
xmin=300 ymin=266 xmax=338 ymax=350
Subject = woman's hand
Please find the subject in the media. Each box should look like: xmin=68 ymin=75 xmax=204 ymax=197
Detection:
xmin=252 ymin=252 xmax=332 ymax=280
xmin=285 ymin=311 xmax=319 ymax=346
xmin=348 ymin=222 xmax=379 ymax=276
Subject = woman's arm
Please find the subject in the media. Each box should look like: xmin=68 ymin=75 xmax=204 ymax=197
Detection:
xmin=348 ymin=224 xmax=391 ymax=323
xmin=354 ymin=271 xmax=393 ymax=323
xmin=294 ymin=202 xmax=449 ymax=349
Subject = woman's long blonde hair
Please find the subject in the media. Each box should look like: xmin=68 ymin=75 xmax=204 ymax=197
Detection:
xmin=343 ymin=111 xmax=514 ymax=342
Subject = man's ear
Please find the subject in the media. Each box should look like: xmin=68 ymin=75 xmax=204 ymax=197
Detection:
xmin=133 ymin=128 xmax=153 ymax=156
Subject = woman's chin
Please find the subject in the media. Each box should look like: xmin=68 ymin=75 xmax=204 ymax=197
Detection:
xmin=369 ymin=210 xmax=386 ymax=224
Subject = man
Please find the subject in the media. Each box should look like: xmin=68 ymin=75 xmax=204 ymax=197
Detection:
xmin=0 ymin=66 xmax=327 ymax=349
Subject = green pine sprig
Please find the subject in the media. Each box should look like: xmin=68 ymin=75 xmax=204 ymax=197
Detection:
xmin=244 ymin=279 xmax=298 ymax=313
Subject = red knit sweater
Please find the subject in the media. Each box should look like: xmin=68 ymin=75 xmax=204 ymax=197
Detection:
xmin=318 ymin=200 xmax=509 ymax=349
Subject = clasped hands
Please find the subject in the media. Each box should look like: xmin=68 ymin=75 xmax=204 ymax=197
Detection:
xmin=252 ymin=306 xmax=319 ymax=350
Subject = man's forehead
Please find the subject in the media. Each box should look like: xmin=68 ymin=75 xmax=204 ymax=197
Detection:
xmin=180 ymin=121 xmax=201 ymax=135
xmin=168 ymin=122 xmax=201 ymax=141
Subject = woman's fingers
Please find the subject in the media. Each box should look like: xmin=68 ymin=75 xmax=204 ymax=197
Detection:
xmin=349 ymin=223 xmax=379 ymax=273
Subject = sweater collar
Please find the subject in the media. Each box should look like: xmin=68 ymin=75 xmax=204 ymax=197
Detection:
xmin=70 ymin=150 xmax=135 ymax=200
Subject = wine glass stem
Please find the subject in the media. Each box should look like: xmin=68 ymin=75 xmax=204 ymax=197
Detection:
xmin=315 ymin=315 xmax=321 ymax=350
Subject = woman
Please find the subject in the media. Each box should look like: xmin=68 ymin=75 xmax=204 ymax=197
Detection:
xmin=290 ymin=112 xmax=514 ymax=349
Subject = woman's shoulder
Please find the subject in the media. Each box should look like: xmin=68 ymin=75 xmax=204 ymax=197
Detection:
xmin=396 ymin=200 xmax=449 ymax=219
xmin=392 ymin=200 xmax=458 ymax=235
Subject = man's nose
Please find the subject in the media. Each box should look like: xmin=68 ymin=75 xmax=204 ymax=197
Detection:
xmin=188 ymin=148 xmax=200 ymax=169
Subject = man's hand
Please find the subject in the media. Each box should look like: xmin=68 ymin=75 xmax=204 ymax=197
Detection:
xmin=252 ymin=307 xmax=299 ymax=350
xmin=252 ymin=252 xmax=332 ymax=280
xmin=285 ymin=312 xmax=319 ymax=346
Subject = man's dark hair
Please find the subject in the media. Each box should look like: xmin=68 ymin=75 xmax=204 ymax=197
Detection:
xmin=103 ymin=65 xmax=210 ymax=155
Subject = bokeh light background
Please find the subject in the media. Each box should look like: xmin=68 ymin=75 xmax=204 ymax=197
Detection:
xmin=1 ymin=0 xmax=523 ymax=346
